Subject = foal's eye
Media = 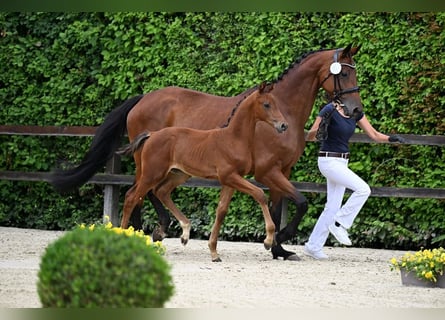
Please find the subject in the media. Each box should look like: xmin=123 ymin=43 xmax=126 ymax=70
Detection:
xmin=263 ymin=102 xmax=271 ymax=109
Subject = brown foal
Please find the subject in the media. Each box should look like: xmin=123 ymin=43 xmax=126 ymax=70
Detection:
xmin=118 ymin=83 xmax=288 ymax=261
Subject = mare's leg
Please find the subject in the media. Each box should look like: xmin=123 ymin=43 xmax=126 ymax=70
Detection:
xmin=146 ymin=191 xmax=171 ymax=240
xmin=256 ymin=169 xmax=308 ymax=260
xmin=208 ymin=186 xmax=235 ymax=262
xmin=126 ymin=149 xmax=145 ymax=231
xmin=221 ymin=174 xmax=275 ymax=249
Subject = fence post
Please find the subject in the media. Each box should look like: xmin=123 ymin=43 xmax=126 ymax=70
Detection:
xmin=103 ymin=154 xmax=121 ymax=227
xmin=280 ymin=197 xmax=288 ymax=230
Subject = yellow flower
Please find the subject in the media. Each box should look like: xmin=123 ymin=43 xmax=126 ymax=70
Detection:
xmin=390 ymin=257 xmax=398 ymax=266
xmin=390 ymin=247 xmax=445 ymax=282
xmin=424 ymin=271 xmax=434 ymax=280
xmin=77 ymin=220 xmax=166 ymax=255
xmin=112 ymin=228 xmax=123 ymax=235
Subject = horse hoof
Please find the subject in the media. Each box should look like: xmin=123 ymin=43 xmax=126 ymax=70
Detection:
xmin=152 ymin=226 xmax=166 ymax=242
xmin=284 ymin=254 xmax=301 ymax=261
xmin=271 ymin=245 xmax=297 ymax=260
xmin=212 ymin=257 xmax=222 ymax=262
xmin=263 ymin=241 xmax=273 ymax=251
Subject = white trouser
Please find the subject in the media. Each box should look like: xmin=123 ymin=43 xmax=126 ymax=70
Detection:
xmin=305 ymin=156 xmax=371 ymax=252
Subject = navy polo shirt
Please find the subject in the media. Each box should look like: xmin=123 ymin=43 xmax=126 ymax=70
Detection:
xmin=318 ymin=103 xmax=364 ymax=153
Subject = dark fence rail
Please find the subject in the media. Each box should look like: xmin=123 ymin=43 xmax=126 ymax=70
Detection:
xmin=1 ymin=125 xmax=444 ymax=227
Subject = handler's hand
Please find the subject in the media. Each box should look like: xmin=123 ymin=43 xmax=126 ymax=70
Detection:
xmin=388 ymin=134 xmax=406 ymax=143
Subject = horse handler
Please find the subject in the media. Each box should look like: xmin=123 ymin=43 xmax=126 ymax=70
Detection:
xmin=303 ymin=100 xmax=405 ymax=260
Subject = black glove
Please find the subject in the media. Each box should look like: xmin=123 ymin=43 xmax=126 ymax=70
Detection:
xmin=388 ymin=134 xmax=406 ymax=143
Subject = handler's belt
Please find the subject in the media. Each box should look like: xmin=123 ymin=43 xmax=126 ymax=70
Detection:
xmin=318 ymin=151 xmax=350 ymax=159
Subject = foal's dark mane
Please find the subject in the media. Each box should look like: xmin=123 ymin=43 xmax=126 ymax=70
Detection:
xmin=221 ymin=85 xmax=258 ymax=128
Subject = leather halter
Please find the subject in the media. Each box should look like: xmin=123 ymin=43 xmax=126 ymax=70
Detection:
xmin=321 ymin=48 xmax=360 ymax=102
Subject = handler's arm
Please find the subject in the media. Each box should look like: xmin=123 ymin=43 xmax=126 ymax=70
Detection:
xmin=306 ymin=116 xmax=322 ymax=141
xmin=357 ymin=115 xmax=391 ymax=143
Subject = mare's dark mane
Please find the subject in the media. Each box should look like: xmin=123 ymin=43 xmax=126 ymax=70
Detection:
xmin=221 ymin=49 xmax=330 ymax=129
xmin=272 ymin=48 xmax=329 ymax=84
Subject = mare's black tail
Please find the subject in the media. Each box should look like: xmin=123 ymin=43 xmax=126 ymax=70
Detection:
xmin=50 ymin=94 xmax=144 ymax=193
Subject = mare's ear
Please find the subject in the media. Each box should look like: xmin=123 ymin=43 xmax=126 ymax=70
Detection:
xmin=258 ymin=82 xmax=274 ymax=94
xmin=258 ymin=81 xmax=267 ymax=93
xmin=341 ymin=43 xmax=353 ymax=58
xmin=341 ymin=43 xmax=361 ymax=58
xmin=350 ymin=44 xmax=361 ymax=56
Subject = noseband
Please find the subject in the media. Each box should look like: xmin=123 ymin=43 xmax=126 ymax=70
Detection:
xmin=321 ymin=48 xmax=360 ymax=102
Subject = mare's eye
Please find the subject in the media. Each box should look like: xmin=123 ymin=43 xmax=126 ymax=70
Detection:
xmin=263 ymin=102 xmax=271 ymax=109
xmin=341 ymin=71 xmax=348 ymax=77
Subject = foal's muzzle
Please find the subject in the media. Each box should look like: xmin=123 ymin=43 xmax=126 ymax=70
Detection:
xmin=275 ymin=121 xmax=288 ymax=133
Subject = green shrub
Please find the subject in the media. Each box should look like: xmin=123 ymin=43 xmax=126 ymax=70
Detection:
xmin=1 ymin=12 xmax=444 ymax=249
xmin=37 ymin=224 xmax=174 ymax=307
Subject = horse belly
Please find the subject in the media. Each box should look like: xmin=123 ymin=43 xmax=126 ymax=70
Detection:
xmin=171 ymin=133 xmax=220 ymax=180
xmin=171 ymin=163 xmax=218 ymax=180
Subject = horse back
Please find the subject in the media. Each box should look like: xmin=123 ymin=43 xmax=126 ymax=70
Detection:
xmin=126 ymin=86 xmax=245 ymax=140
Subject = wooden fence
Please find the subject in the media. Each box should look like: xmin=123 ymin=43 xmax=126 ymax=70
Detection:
xmin=1 ymin=125 xmax=444 ymax=228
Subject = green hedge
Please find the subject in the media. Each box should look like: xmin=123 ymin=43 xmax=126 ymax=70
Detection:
xmin=1 ymin=12 xmax=444 ymax=249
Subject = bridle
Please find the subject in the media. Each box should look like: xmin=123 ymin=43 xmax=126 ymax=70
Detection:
xmin=321 ymin=48 xmax=360 ymax=102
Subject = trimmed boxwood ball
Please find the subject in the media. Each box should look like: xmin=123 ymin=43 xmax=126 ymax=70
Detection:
xmin=37 ymin=226 xmax=174 ymax=307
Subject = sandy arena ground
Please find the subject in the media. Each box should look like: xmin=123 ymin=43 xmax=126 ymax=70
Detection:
xmin=1 ymin=226 xmax=445 ymax=308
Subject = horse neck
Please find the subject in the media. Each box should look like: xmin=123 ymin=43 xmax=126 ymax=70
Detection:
xmin=223 ymin=95 xmax=260 ymax=143
xmin=272 ymin=53 xmax=326 ymax=126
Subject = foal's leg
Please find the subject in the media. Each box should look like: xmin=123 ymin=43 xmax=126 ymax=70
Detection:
xmin=154 ymin=183 xmax=192 ymax=246
xmin=122 ymin=183 xmax=145 ymax=229
xmin=221 ymin=174 xmax=276 ymax=249
xmin=151 ymin=170 xmax=191 ymax=241
xmin=123 ymin=148 xmax=172 ymax=231
xmin=208 ymin=186 xmax=235 ymax=262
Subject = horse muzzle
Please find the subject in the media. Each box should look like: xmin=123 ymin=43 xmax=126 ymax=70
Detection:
xmin=275 ymin=121 xmax=288 ymax=133
xmin=339 ymin=101 xmax=363 ymax=119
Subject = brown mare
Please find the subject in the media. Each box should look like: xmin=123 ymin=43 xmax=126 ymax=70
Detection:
xmin=117 ymin=83 xmax=288 ymax=261
xmin=50 ymin=44 xmax=363 ymax=261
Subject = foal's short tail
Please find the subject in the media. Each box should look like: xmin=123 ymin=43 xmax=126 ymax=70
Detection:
xmin=117 ymin=132 xmax=150 ymax=156
xmin=49 ymin=94 xmax=144 ymax=193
